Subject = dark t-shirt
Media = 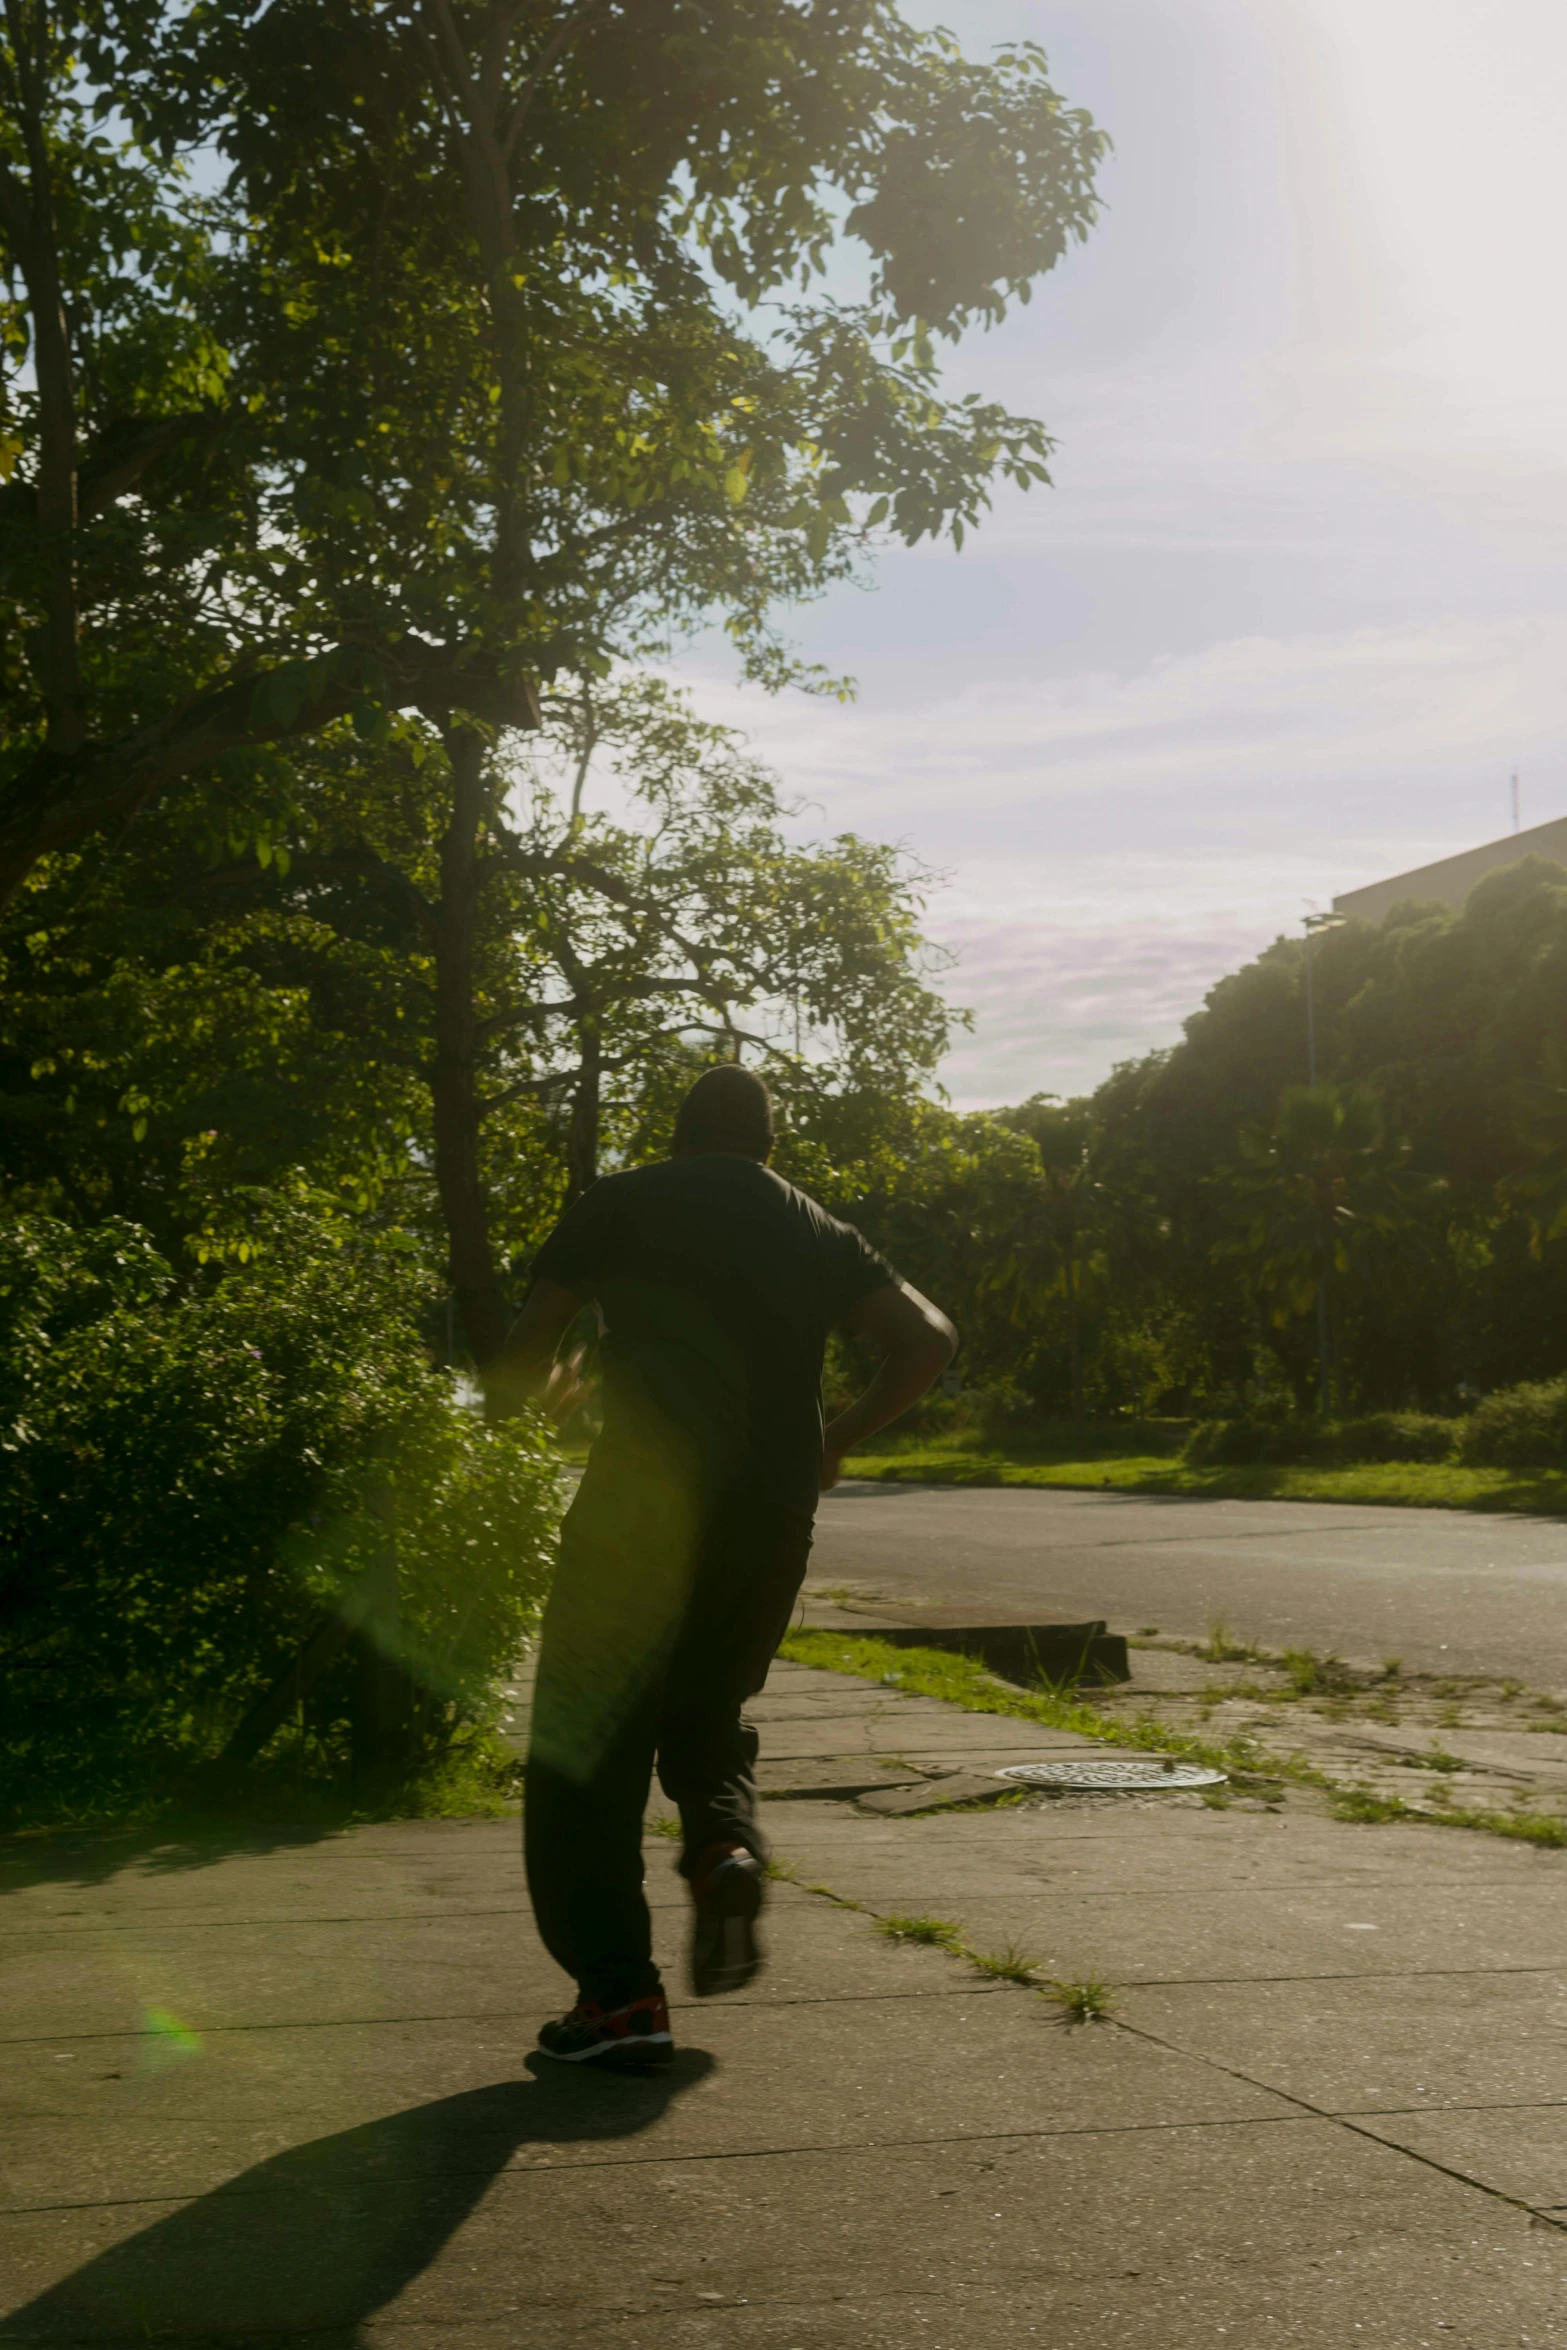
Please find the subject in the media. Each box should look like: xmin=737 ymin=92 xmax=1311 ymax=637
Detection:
xmin=531 ymin=1155 xmax=897 ymax=1518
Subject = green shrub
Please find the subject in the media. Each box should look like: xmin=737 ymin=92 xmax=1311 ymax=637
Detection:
xmin=1333 ymin=1413 xmax=1460 ymax=1463
xmin=1185 ymin=1412 xmax=1458 ymax=1467
xmin=1458 ymin=1377 xmax=1567 ymax=1467
xmin=0 ymin=1211 xmax=562 ymax=1819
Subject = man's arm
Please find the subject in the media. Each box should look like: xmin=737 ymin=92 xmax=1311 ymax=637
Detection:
xmin=821 ymin=1280 xmax=958 ymax=1490
xmin=482 ymin=1279 xmax=588 ymax=1421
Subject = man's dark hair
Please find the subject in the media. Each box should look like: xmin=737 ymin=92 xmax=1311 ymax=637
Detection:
xmin=672 ymin=1065 xmax=776 ymax=1160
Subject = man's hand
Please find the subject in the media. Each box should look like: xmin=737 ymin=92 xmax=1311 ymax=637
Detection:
xmin=542 ymin=1344 xmax=590 ymax=1425
xmin=823 ymin=1279 xmax=957 ymax=1468
xmin=483 ymin=1280 xmax=588 ymax=1421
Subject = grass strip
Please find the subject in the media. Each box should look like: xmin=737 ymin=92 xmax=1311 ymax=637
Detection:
xmin=780 ymin=1628 xmax=1289 ymax=1787
xmin=779 ymin=1629 xmax=1567 ymax=1852
xmin=839 ymin=1449 xmax=1567 ymax=1517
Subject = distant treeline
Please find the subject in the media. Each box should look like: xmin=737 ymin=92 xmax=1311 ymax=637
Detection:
xmin=823 ymin=855 xmax=1567 ymax=1422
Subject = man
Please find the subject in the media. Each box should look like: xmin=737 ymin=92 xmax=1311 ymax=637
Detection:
xmin=493 ymin=1065 xmax=956 ymax=2069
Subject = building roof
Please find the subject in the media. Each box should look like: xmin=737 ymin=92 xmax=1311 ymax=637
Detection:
xmin=1333 ymin=815 xmax=1567 ymax=925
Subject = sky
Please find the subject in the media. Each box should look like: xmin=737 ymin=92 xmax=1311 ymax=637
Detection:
xmin=676 ymin=0 xmax=1567 ymax=1108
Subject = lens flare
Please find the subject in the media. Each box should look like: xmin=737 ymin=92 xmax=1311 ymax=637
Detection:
xmin=142 ymin=2007 xmax=202 ymax=2060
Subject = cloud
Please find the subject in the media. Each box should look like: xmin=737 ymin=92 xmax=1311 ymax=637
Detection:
xmin=679 ymin=612 xmax=1567 ymax=1103
xmin=690 ymin=613 xmax=1567 ymax=848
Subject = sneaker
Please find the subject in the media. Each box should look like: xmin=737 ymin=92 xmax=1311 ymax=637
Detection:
xmin=536 ymin=1990 xmax=673 ymax=2069
xmin=689 ymin=1842 xmax=765 ymax=1998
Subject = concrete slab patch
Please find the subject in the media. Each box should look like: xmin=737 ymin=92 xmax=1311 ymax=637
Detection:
xmin=6 ymin=2119 xmax=1563 ymax=2348
xmin=1349 ymin=2100 xmax=1567 ymax=2209
xmin=1124 ymin=1969 xmax=1567 ymax=2112
xmin=855 ymin=1776 xmax=1020 ymax=1816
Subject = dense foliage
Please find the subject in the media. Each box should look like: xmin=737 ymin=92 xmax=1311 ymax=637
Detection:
xmin=0 ymin=1208 xmax=561 ymax=1819
xmin=885 ymin=857 xmax=1567 ymax=1429
xmin=1 ymin=0 xmax=1104 ymax=898
xmin=1 ymin=0 xmax=1110 ymax=1810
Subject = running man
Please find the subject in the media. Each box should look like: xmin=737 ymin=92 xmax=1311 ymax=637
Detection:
xmin=491 ymin=1065 xmax=956 ymax=2069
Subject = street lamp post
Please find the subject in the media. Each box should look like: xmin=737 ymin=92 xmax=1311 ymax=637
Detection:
xmin=1302 ymin=910 xmax=1345 ymax=1087
xmin=1302 ymin=912 xmax=1347 ymax=1415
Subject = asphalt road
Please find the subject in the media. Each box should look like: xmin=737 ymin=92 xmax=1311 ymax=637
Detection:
xmin=810 ymin=1481 xmax=1567 ymax=1687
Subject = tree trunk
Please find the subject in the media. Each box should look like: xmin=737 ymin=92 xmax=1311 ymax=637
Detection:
xmin=0 ymin=45 xmax=83 ymax=751
xmin=1067 ymin=1234 xmax=1082 ymax=1421
xmin=1315 ymin=1262 xmax=1334 ymax=1418
xmin=430 ymin=727 xmax=509 ymax=1365
xmin=351 ymin=1537 xmax=415 ymax=1779
xmin=564 ymin=1023 xmax=601 ymax=1203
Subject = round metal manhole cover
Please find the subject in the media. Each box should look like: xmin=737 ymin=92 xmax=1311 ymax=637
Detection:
xmin=996 ymin=1758 xmax=1227 ymax=1792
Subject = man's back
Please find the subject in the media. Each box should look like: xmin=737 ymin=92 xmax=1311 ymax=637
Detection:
xmin=532 ymin=1155 xmax=892 ymax=1516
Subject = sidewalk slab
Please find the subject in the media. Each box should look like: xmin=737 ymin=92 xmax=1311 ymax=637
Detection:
xmin=1124 ymin=1969 xmax=1567 ymax=2111
xmin=0 ymin=1961 xmax=1294 ymax=2216
xmin=7 ymin=1655 xmax=1567 ymax=2344
xmin=5 ymin=2117 xmax=1563 ymax=2348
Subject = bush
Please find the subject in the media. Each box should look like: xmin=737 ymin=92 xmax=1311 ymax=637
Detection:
xmin=1184 ymin=1412 xmax=1459 ymax=1467
xmin=1333 ymin=1413 xmax=1460 ymax=1463
xmin=0 ymin=1210 xmax=562 ymax=1819
xmin=1458 ymin=1377 xmax=1567 ymax=1467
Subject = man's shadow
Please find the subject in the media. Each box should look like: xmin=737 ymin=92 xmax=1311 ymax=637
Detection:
xmin=2 ymin=2052 xmax=711 ymax=2343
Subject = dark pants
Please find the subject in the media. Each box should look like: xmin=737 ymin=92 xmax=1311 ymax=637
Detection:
xmin=524 ymin=1477 xmax=812 ymax=2008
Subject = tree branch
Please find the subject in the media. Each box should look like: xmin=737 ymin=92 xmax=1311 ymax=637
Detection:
xmin=0 ymin=410 xmax=222 ymax=528
xmin=1 ymin=0 xmax=82 ymax=750
xmin=0 ymin=636 xmax=540 ymax=907
xmin=500 ymin=0 xmax=604 ymax=159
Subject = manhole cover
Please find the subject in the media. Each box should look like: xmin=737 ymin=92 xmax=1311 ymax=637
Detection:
xmin=996 ymin=1758 xmax=1227 ymax=1791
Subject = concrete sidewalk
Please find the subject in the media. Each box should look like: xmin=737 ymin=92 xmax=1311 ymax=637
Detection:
xmin=5 ymin=1656 xmax=1567 ymax=2346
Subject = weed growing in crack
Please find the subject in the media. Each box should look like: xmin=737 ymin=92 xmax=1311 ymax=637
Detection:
xmin=1202 ymin=1618 xmax=1254 ymax=1664
xmin=1040 ymin=1976 xmax=1117 ymax=2025
xmin=1282 ymin=1647 xmax=1352 ymax=1696
xmin=965 ymin=1942 xmax=1044 ymax=1986
xmin=875 ymin=1913 xmax=962 ymax=1948
xmin=647 ymin=1814 xmax=681 ymax=1839
xmin=1330 ymin=1786 xmax=1413 ymax=1824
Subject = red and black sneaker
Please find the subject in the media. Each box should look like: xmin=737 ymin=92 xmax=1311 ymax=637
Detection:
xmin=536 ymin=1990 xmax=674 ymax=2069
xmin=689 ymin=1841 xmax=765 ymax=1998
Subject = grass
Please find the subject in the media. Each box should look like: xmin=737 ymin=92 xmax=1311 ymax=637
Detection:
xmin=1280 ymin=1646 xmax=1354 ymax=1696
xmin=1039 ymin=1975 xmax=1118 ymax=2025
xmin=768 ymin=1861 xmax=1111 ymax=2022
xmin=1326 ymin=1781 xmax=1567 ymax=1847
xmin=839 ymin=1440 xmax=1567 ymax=1517
xmin=781 ymin=1627 xmax=1277 ymax=1786
xmin=874 ymin=1912 xmax=962 ymax=1947
xmin=1201 ymin=1617 xmax=1256 ymax=1664
xmin=0 ymin=1726 xmax=526 ymax=1840
xmin=780 ymin=1628 xmax=1567 ymax=1855
xmin=965 ymin=1941 xmax=1044 ymax=1985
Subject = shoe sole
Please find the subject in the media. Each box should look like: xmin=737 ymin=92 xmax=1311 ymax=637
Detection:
xmin=691 ymin=1857 xmax=764 ymax=1998
xmin=537 ymin=2034 xmax=674 ymax=2070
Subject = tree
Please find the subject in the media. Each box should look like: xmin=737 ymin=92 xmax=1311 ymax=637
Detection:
xmin=996 ymin=1096 xmax=1108 ymax=1418
xmin=509 ymin=678 xmax=951 ymax=1199
xmin=0 ymin=0 xmax=540 ymax=906
xmin=0 ymin=676 xmax=953 ymax=1357
xmin=1218 ymin=1085 xmax=1428 ymax=1415
xmin=1 ymin=0 xmax=1106 ymax=901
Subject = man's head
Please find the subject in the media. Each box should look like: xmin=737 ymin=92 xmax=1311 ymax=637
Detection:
xmin=672 ymin=1065 xmax=776 ymax=1162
